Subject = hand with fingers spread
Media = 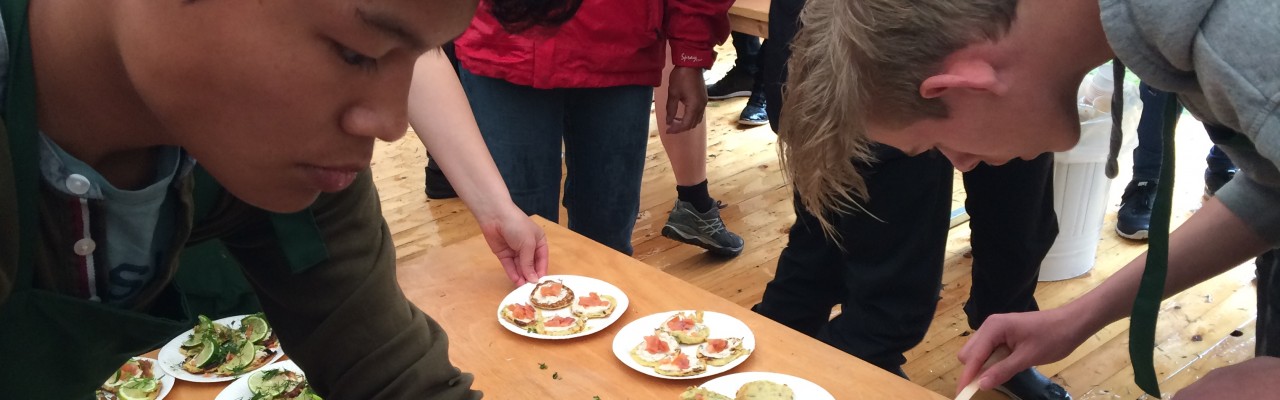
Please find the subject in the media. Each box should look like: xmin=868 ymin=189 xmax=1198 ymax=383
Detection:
xmin=477 ymin=204 xmax=549 ymax=286
xmin=665 ymin=66 xmax=709 ymax=134
xmin=956 ymin=307 xmax=1091 ymax=393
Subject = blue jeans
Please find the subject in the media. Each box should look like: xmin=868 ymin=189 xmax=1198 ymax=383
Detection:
xmin=1132 ymin=82 xmax=1236 ymax=181
xmin=458 ymin=68 xmax=652 ymax=255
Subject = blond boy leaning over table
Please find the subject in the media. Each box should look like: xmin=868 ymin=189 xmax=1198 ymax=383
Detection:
xmin=778 ymin=0 xmax=1280 ymax=398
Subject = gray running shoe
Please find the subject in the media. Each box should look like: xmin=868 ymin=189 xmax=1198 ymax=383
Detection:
xmin=661 ymin=200 xmax=745 ymax=257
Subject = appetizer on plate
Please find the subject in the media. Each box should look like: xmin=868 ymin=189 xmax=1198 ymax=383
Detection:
xmin=654 ymin=350 xmax=706 ymax=377
xmin=630 ymin=330 xmax=679 ymax=367
xmin=98 ymin=358 xmax=162 ymax=400
xmin=678 ymin=386 xmax=732 ymax=400
xmin=179 ymin=314 xmax=278 ymax=377
xmin=536 ymin=315 xmax=586 ymax=336
xmin=661 ymin=311 xmax=710 ymax=344
xmin=501 ymin=303 xmax=541 ymax=327
xmin=570 ymin=292 xmax=617 ymax=318
xmin=735 ymin=380 xmax=795 ymax=399
xmin=247 ymin=369 xmax=322 ymax=400
xmin=697 ymin=338 xmax=750 ymax=366
xmin=529 ymin=280 xmax=575 ymax=310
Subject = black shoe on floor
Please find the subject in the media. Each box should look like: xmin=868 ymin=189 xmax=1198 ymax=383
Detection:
xmin=737 ymin=90 xmax=768 ymax=126
xmin=707 ymin=66 xmax=755 ymax=100
xmin=425 ymin=166 xmax=458 ymax=199
xmin=994 ymin=367 xmax=1072 ymax=400
xmin=1204 ymin=167 xmax=1238 ymax=198
xmin=1116 ymin=179 xmax=1157 ymax=240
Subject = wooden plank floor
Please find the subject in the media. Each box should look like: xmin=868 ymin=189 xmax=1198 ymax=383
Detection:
xmin=373 ymin=46 xmax=1258 ymax=399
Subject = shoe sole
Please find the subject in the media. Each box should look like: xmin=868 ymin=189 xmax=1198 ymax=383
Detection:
xmin=737 ymin=118 xmax=768 ymax=126
xmin=1115 ymin=226 xmax=1149 ymax=240
xmin=708 ymin=91 xmax=752 ymax=100
xmin=661 ymin=225 xmax=743 ymax=257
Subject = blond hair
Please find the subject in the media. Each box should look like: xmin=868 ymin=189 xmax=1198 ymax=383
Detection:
xmin=777 ymin=0 xmax=1017 ymax=237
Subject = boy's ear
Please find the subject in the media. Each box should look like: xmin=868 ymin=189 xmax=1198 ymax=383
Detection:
xmin=919 ymin=59 xmax=1006 ymax=99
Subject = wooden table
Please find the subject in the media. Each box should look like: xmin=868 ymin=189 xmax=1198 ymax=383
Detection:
xmin=730 ymin=0 xmax=770 ymax=38
xmin=164 ymin=218 xmax=945 ymax=399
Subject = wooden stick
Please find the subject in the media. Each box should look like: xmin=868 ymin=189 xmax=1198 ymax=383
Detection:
xmin=954 ymin=346 xmax=1012 ymax=400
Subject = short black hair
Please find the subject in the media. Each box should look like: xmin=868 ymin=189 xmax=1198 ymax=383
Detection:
xmin=486 ymin=0 xmax=583 ymax=33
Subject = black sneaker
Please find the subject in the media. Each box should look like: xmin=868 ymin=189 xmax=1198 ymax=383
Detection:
xmin=707 ymin=66 xmax=755 ymax=100
xmin=425 ymin=165 xmax=458 ymax=199
xmin=994 ymin=367 xmax=1072 ymax=400
xmin=737 ymin=89 xmax=768 ymax=126
xmin=1116 ymin=180 xmax=1157 ymax=240
xmin=1204 ymin=167 xmax=1238 ymax=198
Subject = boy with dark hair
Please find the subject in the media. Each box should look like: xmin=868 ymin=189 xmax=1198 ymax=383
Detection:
xmin=0 ymin=0 xmax=567 ymax=397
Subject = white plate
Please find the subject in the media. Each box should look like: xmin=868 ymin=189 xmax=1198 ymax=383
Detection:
xmin=214 ymin=360 xmax=303 ymax=400
xmin=610 ymin=310 xmax=755 ymax=380
xmin=496 ymin=275 xmax=630 ymax=340
xmin=158 ymin=314 xmax=285 ymax=383
xmin=98 ymin=357 xmax=176 ymax=400
xmin=700 ymin=372 xmax=835 ymax=400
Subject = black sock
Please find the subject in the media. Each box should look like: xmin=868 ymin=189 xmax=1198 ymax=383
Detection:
xmin=676 ymin=180 xmax=715 ymax=213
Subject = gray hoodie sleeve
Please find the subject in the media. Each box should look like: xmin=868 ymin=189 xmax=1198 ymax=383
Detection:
xmin=1102 ymin=0 xmax=1280 ymax=244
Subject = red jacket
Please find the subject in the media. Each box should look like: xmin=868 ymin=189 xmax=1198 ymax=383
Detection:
xmin=454 ymin=0 xmax=732 ymax=89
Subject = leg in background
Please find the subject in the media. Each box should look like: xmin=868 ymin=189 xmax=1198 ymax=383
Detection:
xmin=1117 ymin=82 xmax=1179 ymax=240
xmin=1202 ymin=125 xmax=1240 ymax=197
xmin=656 ymin=46 xmax=745 ymax=256
xmin=963 ymin=153 xmax=1071 ymax=400
xmin=561 ymin=85 xmax=654 ymax=255
xmin=706 ymin=33 xmax=760 ymax=100
xmin=817 ymin=147 xmax=954 ymax=376
xmin=458 ymin=67 xmax=565 ymax=222
xmin=961 ymin=153 xmax=1057 ymax=327
xmin=1257 ymin=249 xmax=1280 ymax=357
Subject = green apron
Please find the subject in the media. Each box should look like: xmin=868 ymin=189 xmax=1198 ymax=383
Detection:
xmin=0 ymin=2 xmax=193 ymax=398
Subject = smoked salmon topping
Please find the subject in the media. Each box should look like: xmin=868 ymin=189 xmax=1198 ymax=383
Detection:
xmin=506 ymin=304 xmax=535 ymax=320
xmin=578 ymin=292 xmax=610 ymax=307
xmin=706 ymin=338 xmax=728 ymax=353
xmin=538 ymin=282 xmax=564 ymax=297
xmin=644 ymin=335 xmax=671 ymax=354
xmin=545 ymin=316 xmax=577 ymax=327
xmin=670 ymin=352 xmax=691 ymax=370
xmin=666 ymin=316 xmax=696 ymax=331
xmin=120 ymin=363 xmax=140 ymax=379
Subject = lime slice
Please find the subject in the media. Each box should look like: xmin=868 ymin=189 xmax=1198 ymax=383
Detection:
xmin=247 ymin=369 xmax=289 ymax=397
xmin=117 ymin=378 xmax=158 ymax=400
xmin=217 ymin=340 xmax=258 ymax=375
xmin=195 ymin=315 xmax=213 ymax=337
xmin=189 ymin=339 xmax=218 ymax=370
xmin=181 ymin=331 xmax=201 ymax=348
xmin=241 ymin=315 xmax=271 ymax=344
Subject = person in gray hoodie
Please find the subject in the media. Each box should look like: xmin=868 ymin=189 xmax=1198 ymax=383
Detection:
xmin=775 ymin=0 xmax=1279 ymax=398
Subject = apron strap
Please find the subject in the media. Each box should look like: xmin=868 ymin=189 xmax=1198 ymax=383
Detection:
xmin=192 ymin=167 xmax=329 ymax=273
xmin=1128 ymin=86 xmax=1180 ymax=398
xmin=2 ymin=0 xmax=40 ymax=290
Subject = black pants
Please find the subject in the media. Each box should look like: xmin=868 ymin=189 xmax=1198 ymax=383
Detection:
xmin=753 ymin=147 xmax=1057 ymax=372
xmin=754 ymin=0 xmax=1057 ymax=373
xmin=1253 ymin=250 xmax=1280 ymax=360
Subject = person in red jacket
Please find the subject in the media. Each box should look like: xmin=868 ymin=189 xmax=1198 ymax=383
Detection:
xmin=452 ymin=0 xmax=731 ymax=255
